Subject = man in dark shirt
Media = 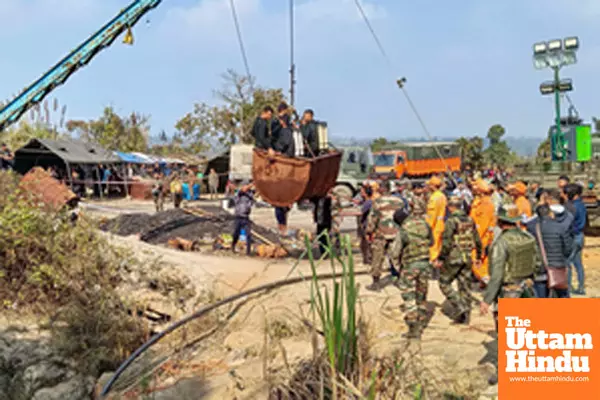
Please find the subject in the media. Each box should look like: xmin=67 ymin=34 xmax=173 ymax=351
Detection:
xmin=252 ymin=106 xmax=274 ymax=150
xmin=272 ymin=113 xmax=295 ymax=157
xmin=565 ymin=183 xmax=587 ymax=294
xmin=300 ymin=109 xmax=319 ymax=157
xmin=270 ymin=103 xmax=289 ymax=144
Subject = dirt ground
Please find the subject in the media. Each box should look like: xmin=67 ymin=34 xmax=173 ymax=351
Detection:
xmin=90 ymin=198 xmax=600 ymax=400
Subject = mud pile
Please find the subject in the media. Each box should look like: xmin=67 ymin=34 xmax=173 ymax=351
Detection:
xmin=100 ymin=208 xmax=279 ymax=245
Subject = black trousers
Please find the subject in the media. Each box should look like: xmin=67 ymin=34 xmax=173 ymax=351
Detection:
xmin=316 ymin=223 xmax=332 ymax=256
xmin=232 ymin=216 xmax=252 ymax=255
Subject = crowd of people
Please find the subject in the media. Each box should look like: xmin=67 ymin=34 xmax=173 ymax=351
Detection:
xmin=329 ymin=172 xmax=588 ymax=384
xmin=321 ymin=174 xmax=588 ymax=331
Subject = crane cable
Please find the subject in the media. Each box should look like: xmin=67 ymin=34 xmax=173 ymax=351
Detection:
xmin=353 ymin=0 xmax=457 ymax=185
xmin=228 ymin=0 xmax=254 ymax=141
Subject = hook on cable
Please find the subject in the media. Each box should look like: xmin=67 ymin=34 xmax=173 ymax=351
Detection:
xmin=396 ymin=77 xmax=407 ymax=89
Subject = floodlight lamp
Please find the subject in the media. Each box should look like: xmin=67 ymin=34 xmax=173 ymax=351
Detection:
xmin=540 ymin=81 xmax=556 ymax=95
xmin=564 ymin=36 xmax=579 ymax=50
xmin=533 ymin=54 xmax=548 ymax=69
xmin=562 ymin=50 xmax=577 ymax=65
xmin=533 ymin=42 xmax=547 ymax=55
xmin=545 ymin=52 xmax=563 ymax=68
xmin=558 ymin=79 xmax=573 ymax=92
xmin=548 ymin=39 xmax=563 ymax=51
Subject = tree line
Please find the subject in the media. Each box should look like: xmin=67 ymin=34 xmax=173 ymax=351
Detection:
xmin=1 ymin=68 xmax=595 ymax=166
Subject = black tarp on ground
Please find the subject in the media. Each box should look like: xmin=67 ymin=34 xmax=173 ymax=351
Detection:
xmin=100 ymin=208 xmax=280 ymax=245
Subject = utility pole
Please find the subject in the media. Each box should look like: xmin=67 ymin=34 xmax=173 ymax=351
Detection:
xmin=289 ymin=0 xmax=296 ymax=107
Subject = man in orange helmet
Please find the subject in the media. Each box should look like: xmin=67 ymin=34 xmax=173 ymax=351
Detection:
xmin=426 ymin=176 xmax=447 ymax=262
xmin=508 ymin=181 xmax=532 ymax=219
xmin=470 ymin=179 xmax=496 ymax=283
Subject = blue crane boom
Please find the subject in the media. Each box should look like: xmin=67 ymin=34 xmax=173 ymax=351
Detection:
xmin=0 ymin=0 xmax=162 ymax=132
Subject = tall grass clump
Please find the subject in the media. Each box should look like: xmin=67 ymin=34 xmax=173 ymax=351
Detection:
xmin=308 ymin=233 xmax=359 ymax=398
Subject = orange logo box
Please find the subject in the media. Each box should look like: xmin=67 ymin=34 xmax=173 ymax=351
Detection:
xmin=498 ymin=298 xmax=600 ymax=399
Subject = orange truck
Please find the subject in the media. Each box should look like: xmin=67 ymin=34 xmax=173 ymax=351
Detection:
xmin=372 ymin=142 xmax=461 ymax=179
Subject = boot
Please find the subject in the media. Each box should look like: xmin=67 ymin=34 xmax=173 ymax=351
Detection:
xmin=488 ymin=373 xmax=498 ymax=385
xmin=453 ymin=311 xmax=470 ymax=325
xmin=402 ymin=324 xmax=422 ymax=340
xmin=366 ymin=276 xmax=381 ymax=292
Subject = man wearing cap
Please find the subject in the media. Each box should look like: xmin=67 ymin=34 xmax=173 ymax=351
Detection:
xmin=389 ymin=207 xmax=433 ymax=339
xmin=425 ymin=176 xmax=447 ymax=262
xmin=365 ymin=181 xmax=404 ymax=290
xmin=481 ymin=204 xmax=538 ymax=385
xmin=436 ymin=196 xmax=482 ymax=324
xmin=470 ymin=179 xmax=496 ymax=282
xmin=508 ymin=181 xmax=532 ymax=219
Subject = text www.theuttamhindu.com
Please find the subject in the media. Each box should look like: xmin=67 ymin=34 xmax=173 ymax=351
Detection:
xmin=509 ymin=376 xmax=590 ymax=383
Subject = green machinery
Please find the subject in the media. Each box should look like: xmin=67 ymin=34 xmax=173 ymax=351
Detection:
xmin=549 ymin=116 xmax=592 ymax=162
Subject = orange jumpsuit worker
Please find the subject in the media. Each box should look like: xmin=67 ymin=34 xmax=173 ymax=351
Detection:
xmin=469 ymin=179 xmax=496 ymax=283
xmin=508 ymin=181 xmax=532 ymax=219
xmin=426 ymin=176 xmax=447 ymax=261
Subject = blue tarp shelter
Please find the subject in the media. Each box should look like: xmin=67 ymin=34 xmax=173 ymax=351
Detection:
xmin=114 ymin=151 xmax=147 ymax=164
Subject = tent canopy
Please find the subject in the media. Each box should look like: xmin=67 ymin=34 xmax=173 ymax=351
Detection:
xmin=115 ymin=151 xmax=147 ymax=164
xmin=14 ymin=138 xmax=120 ymax=175
xmin=16 ymin=138 xmax=120 ymax=164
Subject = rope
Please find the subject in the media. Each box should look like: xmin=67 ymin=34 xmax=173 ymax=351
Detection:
xmin=352 ymin=0 xmax=457 ymax=184
xmin=228 ymin=0 xmax=253 ymax=90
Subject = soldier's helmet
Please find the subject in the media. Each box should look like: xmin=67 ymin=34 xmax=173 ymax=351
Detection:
xmin=410 ymin=196 xmax=426 ymax=215
xmin=497 ymin=204 xmax=521 ymax=224
xmin=399 ymin=178 xmax=412 ymax=190
xmin=448 ymin=196 xmax=463 ymax=208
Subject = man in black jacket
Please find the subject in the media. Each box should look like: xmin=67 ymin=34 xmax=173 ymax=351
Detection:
xmin=300 ymin=109 xmax=319 ymax=157
xmin=532 ymin=189 xmax=573 ymax=298
xmin=273 ymin=113 xmax=295 ymax=157
xmin=252 ymin=106 xmax=274 ymax=150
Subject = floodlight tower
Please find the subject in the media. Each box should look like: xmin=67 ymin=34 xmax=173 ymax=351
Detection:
xmin=533 ymin=37 xmax=579 ymax=161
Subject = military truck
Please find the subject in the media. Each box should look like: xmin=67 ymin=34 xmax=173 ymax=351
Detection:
xmin=331 ymin=146 xmax=373 ymax=199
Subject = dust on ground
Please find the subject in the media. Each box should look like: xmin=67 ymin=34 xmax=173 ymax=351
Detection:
xmin=92 ymin=199 xmax=600 ymax=399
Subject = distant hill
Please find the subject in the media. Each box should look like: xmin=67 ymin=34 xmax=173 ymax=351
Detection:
xmin=331 ymin=135 xmax=544 ymax=157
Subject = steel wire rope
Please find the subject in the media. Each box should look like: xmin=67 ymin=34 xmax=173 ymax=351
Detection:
xmin=352 ymin=0 xmax=457 ymax=184
xmin=228 ymin=0 xmax=254 ymax=142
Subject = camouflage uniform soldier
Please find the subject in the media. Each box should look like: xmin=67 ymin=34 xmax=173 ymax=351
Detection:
xmin=436 ymin=197 xmax=483 ymax=324
xmin=389 ymin=208 xmax=433 ymax=339
xmin=399 ymin=178 xmax=416 ymax=210
xmin=365 ymin=182 xmax=404 ymax=290
xmin=481 ymin=204 xmax=538 ymax=385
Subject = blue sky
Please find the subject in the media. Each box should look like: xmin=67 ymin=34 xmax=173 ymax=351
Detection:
xmin=1 ymin=0 xmax=598 ymax=143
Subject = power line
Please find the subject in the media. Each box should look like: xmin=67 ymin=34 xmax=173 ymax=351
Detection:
xmin=228 ymin=0 xmax=253 ymax=92
xmin=352 ymin=0 xmax=455 ymax=180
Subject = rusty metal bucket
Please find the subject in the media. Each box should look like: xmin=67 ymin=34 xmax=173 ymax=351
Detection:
xmin=252 ymin=149 xmax=342 ymax=207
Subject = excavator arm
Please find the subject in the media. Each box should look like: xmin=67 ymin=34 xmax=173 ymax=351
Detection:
xmin=0 ymin=0 xmax=162 ymax=132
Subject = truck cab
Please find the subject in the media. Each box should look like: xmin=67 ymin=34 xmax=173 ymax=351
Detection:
xmin=372 ymin=142 xmax=461 ymax=179
xmin=332 ymin=147 xmax=373 ymax=199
